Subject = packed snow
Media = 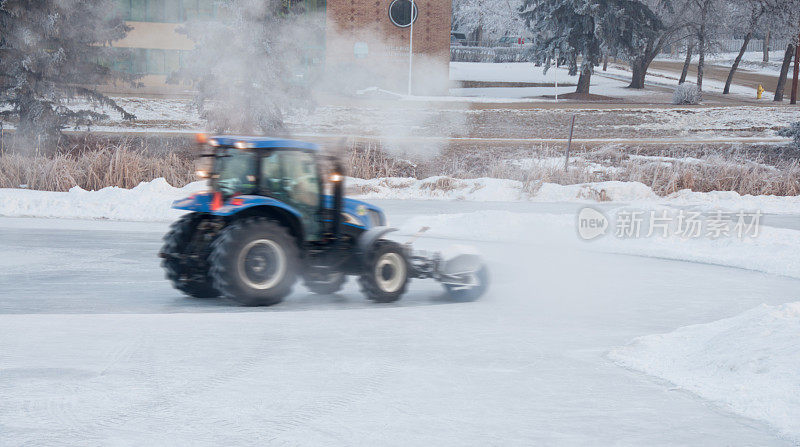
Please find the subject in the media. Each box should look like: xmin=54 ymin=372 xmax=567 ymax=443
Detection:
xmin=4 ymin=177 xmax=800 ymax=222
xmin=610 ymin=302 xmax=800 ymax=441
xmin=1 ymin=200 xmax=798 ymax=444
xmin=1 ymin=178 xmax=799 ymax=282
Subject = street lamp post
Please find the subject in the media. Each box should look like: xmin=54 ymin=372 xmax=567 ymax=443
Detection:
xmin=407 ymin=0 xmax=415 ymax=96
xmin=792 ymin=27 xmax=800 ymax=105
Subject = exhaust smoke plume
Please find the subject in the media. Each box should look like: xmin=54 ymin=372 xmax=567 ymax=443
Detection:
xmin=174 ymin=4 xmax=468 ymax=161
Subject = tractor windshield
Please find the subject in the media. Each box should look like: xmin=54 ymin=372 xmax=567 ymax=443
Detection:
xmin=213 ymin=148 xmax=258 ymax=196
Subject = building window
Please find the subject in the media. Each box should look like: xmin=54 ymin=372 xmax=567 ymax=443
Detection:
xmin=107 ymin=48 xmax=189 ymax=75
xmin=388 ymin=0 xmax=417 ymax=28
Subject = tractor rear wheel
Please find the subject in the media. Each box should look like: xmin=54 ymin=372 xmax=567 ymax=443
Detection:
xmin=209 ymin=217 xmax=298 ymax=306
xmin=303 ymin=271 xmax=346 ymax=295
xmin=161 ymin=213 xmax=219 ymax=298
xmin=358 ymin=240 xmax=409 ymax=303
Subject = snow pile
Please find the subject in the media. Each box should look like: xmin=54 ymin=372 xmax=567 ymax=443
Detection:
xmin=536 ymin=181 xmax=658 ymax=202
xmin=2 ymin=177 xmax=800 ymax=221
xmin=666 ymin=189 xmax=800 ymax=214
xmin=400 ymin=209 xmax=800 ymax=280
xmin=347 ymin=176 xmax=527 ymax=201
xmin=609 ymin=302 xmax=800 ymax=441
xmin=0 ymin=179 xmax=207 ymax=221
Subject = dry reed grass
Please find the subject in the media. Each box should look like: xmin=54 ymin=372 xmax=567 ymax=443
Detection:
xmin=0 ymin=146 xmax=194 ymax=191
xmin=2 ymin=137 xmax=798 ymax=197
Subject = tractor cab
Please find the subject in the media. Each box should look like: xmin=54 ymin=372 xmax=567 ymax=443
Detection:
xmin=180 ymin=135 xmax=386 ymax=242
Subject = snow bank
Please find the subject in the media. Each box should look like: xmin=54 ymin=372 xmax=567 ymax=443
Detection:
xmin=347 ymin=176 xmax=526 ymax=201
xmin=2 ymin=177 xmax=800 ymax=222
xmin=609 ymin=302 xmax=800 ymax=441
xmin=399 ymin=209 xmax=800 ymax=280
xmin=536 ymin=181 xmax=658 ymax=202
xmin=666 ymin=189 xmax=800 ymax=214
xmin=0 ymin=179 xmax=206 ymax=221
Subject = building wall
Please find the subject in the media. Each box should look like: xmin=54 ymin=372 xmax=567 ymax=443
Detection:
xmin=325 ymin=0 xmax=451 ymax=94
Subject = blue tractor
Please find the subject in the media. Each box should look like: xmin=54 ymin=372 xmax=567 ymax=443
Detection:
xmin=159 ymin=136 xmax=489 ymax=306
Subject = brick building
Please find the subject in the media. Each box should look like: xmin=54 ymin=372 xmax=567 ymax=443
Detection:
xmin=325 ymin=0 xmax=452 ymax=94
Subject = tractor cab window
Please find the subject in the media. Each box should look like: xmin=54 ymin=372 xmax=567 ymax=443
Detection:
xmin=259 ymin=150 xmax=321 ymax=240
xmin=259 ymin=152 xmax=283 ymax=195
xmin=215 ymin=149 xmax=258 ymax=196
xmin=259 ymin=151 xmax=320 ymax=208
xmin=282 ymin=151 xmax=320 ymax=208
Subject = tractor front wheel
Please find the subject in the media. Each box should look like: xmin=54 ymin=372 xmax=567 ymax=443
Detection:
xmin=358 ymin=241 xmax=409 ymax=303
xmin=161 ymin=213 xmax=219 ymax=298
xmin=209 ymin=217 xmax=298 ymax=306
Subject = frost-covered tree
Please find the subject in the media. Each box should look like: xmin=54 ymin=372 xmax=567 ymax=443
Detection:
xmin=761 ymin=0 xmax=800 ymax=101
xmin=688 ymin=0 xmax=727 ymax=91
xmin=521 ymin=0 xmax=663 ymax=94
xmin=0 ymin=0 xmax=137 ymax=141
xmin=171 ymin=0 xmax=318 ymax=134
xmin=453 ymin=0 xmax=526 ymax=44
xmin=626 ymin=0 xmax=693 ymax=88
xmin=599 ymin=0 xmax=664 ymax=89
xmin=722 ymin=0 xmax=781 ymax=94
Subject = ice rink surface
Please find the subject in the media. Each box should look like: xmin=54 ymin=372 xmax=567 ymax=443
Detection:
xmin=1 ymin=201 xmax=798 ymax=445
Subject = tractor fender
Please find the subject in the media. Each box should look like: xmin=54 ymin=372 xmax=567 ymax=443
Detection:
xmin=357 ymin=226 xmax=398 ymax=260
xmin=212 ymin=196 xmax=302 ymax=219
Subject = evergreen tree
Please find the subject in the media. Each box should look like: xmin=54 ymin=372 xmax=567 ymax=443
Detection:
xmin=521 ymin=0 xmax=662 ymax=94
xmin=0 ymin=0 xmax=137 ymax=141
xmin=626 ymin=0 xmax=690 ymax=89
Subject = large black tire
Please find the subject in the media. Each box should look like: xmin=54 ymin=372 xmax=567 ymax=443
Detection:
xmin=444 ymin=265 xmax=489 ymax=302
xmin=358 ymin=240 xmax=409 ymax=303
xmin=209 ymin=217 xmax=298 ymax=306
xmin=161 ymin=213 xmax=219 ymax=298
xmin=303 ymin=272 xmax=347 ymax=295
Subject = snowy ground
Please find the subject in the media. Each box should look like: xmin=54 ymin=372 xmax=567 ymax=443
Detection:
xmin=1 ymin=58 xmax=787 ymax=147
xmin=1 ymin=56 xmax=798 ymax=444
xmin=610 ymin=301 xmax=800 ymax=440
xmin=1 ymin=198 xmax=799 ymax=445
xmin=1 ymin=178 xmax=800 ymax=444
xmin=40 ymin=96 xmax=795 ymax=146
xmin=3 ymin=177 xmax=800 ymax=220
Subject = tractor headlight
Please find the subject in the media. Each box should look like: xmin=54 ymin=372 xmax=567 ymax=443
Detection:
xmin=196 ymin=170 xmax=210 ymax=179
xmin=341 ymin=212 xmax=363 ymax=226
xmin=208 ymin=138 xmax=219 ymax=147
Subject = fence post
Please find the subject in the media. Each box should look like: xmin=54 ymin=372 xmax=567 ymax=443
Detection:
xmin=565 ymin=114 xmax=576 ymax=171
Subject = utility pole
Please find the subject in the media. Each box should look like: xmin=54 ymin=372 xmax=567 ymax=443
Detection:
xmin=792 ymin=27 xmax=800 ymax=105
xmin=407 ymin=0 xmax=415 ymax=96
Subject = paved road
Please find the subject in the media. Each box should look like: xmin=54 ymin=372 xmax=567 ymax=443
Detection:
xmin=648 ymin=60 xmax=781 ymax=93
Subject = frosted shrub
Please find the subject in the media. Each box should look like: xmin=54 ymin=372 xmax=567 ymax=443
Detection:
xmin=778 ymin=122 xmax=800 ymax=148
xmin=672 ymin=84 xmax=702 ymax=105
